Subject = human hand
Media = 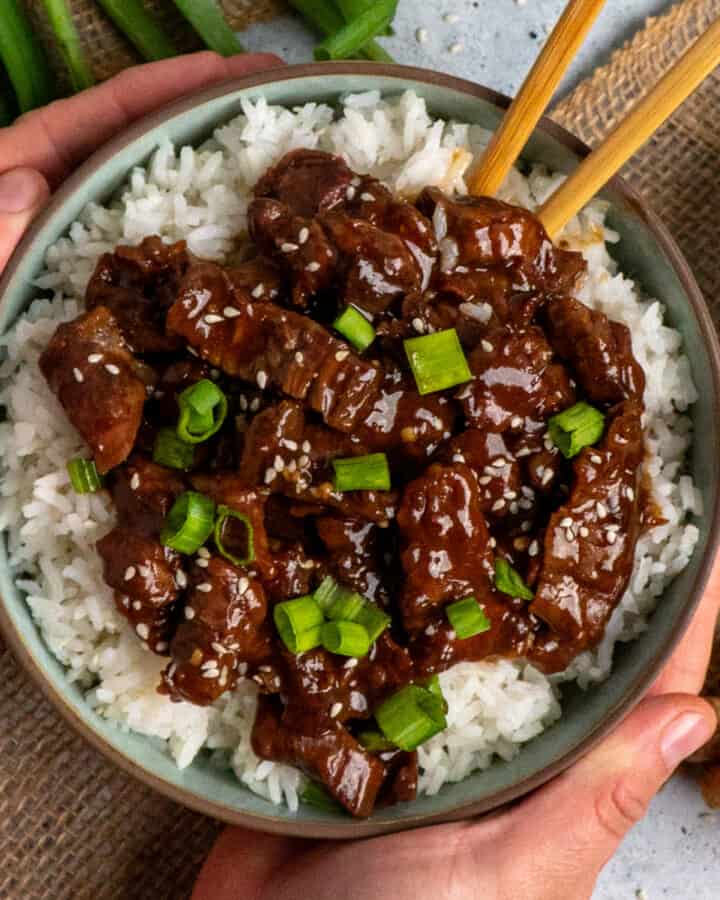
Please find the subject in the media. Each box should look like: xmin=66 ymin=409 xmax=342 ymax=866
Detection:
xmin=0 ymin=50 xmax=282 ymax=273
xmin=193 ymin=557 xmax=720 ymax=900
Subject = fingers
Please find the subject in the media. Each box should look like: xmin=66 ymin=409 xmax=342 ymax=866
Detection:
xmin=650 ymin=549 xmax=720 ymax=696
xmin=191 ymin=827 xmax=304 ymax=900
xmin=0 ymin=51 xmax=283 ymax=187
xmin=0 ymin=168 xmax=50 ymax=271
xmin=494 ymin=693 xmax=716 ymax=898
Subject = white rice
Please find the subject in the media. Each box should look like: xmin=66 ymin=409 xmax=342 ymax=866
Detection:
xmin=0 ymin=91 xmax=701 ymax=810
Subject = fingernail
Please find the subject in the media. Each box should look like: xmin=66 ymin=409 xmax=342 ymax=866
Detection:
xmin=661 ymin=713 xmax=714 ymax=770
xmin=0 ymin=169 xmax=44 ymax=214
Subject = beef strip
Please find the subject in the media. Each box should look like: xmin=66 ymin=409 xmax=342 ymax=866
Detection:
xmin=529 ymin=401 xmax=644 ymax=650
xmin=460 ymin=326 xmax=576 ymax=433
xmin=85 ymin=237 xmax=190 ymax=353
xmin=397 ymin=463 xmax=496 ymax=631
xmin=110 ymin=455 xmax=186 ymax=536
xmin=316 ymin=515 xmax=390 ymax=604
xmin=97 ymin=529 xmax=182 ymax=654
xmin=162 ymin=556 xmax=271 ymax=705
xmin=39 ymin=306 xmax=154 ymax=473
xmin=254 ymin=149 xmax=355 ymax=217
xmin=545 ymin=295 xmax=645 ymax=404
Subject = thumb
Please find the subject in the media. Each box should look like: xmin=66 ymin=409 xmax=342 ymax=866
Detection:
xmin=0 ymin=167 xmax=50 ymax=271
xmin=499 ymin=694 xmax=716 ymax=898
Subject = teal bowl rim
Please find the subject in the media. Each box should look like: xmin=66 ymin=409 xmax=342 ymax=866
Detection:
xmin=1 ymin=61 xmax=719 ymax=839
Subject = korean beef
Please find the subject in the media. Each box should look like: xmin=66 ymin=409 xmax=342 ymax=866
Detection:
xmin=39 ymin=148 xmax=650 ymax=818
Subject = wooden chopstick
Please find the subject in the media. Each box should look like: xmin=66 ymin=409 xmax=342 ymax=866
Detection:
xmin=538 ymin=17 xmax=720 ymax=238
xmin=468 ymin=0 xmax=607 ymax=197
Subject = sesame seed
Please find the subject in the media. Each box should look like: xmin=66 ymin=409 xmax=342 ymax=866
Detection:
xmin=155 ymin=641 xmax=168 ymax=653
xmin=492 ymin=499 xmax=505 ymax=512
xmin=298 ymin=227 xmax=309 ymax=244
xmin=73 ymin=367 xmax=84 ymax=383
xmin=626 ymin=486 xmax=635 ymax=501
xmin=346 ymin=186 xmax=356 ymax=201
xmin=541 ymin=469 xmax=554 ymax=485
xmin=481 ymin=340 xmax=494 ymax=352
xmin=492 ymin=458 xmax=507 ymax=468
xmin=544 ymin=437 xmax=555 ymax=451
xmin=121 ymin=596 xmax=130 ymax=608
xmin=335 ymin=349 xmax=350 ymax=362
xmin=197 ymin=547 xmax=210 ymax=559
xmin=505 ymin=490 xmax=517 ymax=500
xmin=298 ymin=454 xmax=310 ymax=467
xmin=238 ymin=576 xmax=249 ymax=594
xmin=224 ymin=306 xmax=241 ymax=318
xmin=138 ymin=565 xmax=150 ymax=578
xmin=590 ymin=453 xmax=602 ymax=464
xmin=284 ymin=439 xmax=298 ymax=451
xmin=565 ymin=528 xmax=575 ymax=541
xmin=306 ymin=261 xmax=321 ymax=272
xmin=274 ymin=455 xmax=285 ymax=472
xmin=239 ymin=395 xmax=248 ymax=411
xmin=449 ymin=41 xmax=464 ymax=54
xmin=521 ymin=486 xmax=534 ymax=498
xmin=219 ymin=666 xmax=229 ymax=687
xmin=281 ymin=242 xmax=299 ymax=253
xmin=488 ymin=537 xmax=497 ymax=549
xmin=596 ymin=502 xmax=607 ymax=518
xmin=521 ymin=520 xmax=532 ymax=532
xmin=361 ymin=192 xmax=375 ymax=202
xmin=607 ymin=531 xmax=617 ymax=545
xmin=479 ymin=475 xmax=492 ymax=485
xmin=444 ymin=12 xmax=460 ymax=23
xmin=87 ymin=353 xmax=103 ymax=363
xmin=287 ymin=459 xmax=297 ymax=473
xmin=132 ymin=600 xmax=141 ymax=611
xmin=211 ymin=642 xmax=225 ymax=655
xmin=201 ymin=670 xmax=217 ymax=679
xmin=579 ymin=526 xmax=589 ymax=538
xmin=256 ymin=370 xmax=268 ymax=389
xmin=330 ymin=702 xmax=343 ymax=718
xmin=528 ymin=540 xmax=539 ymax=557
xmin=264 ymin=467 xmax=276 ymax=484
xmin=560 ymin=517 xmax=573 ymax=528
xmin=196 ymin=582 xmax=212 ymax=593
xmin=516 ymin=447 xmax=532 ymax=458
xmin=513 ymin=537 xmax=529 ymax=551
xmin=124 ymin=566 xmax=136 ymax=582
xmin=519 ymin=498 xmax=533 ymax=510
xmin=196 ymin=558 xmax=209 ymax=568
xmin=130 ymin=473 xmax=140 ymax=490
xmin=136 ymin=623 xmax=149 ymax=640
xmin=295 ymin=351 xmax=304 ymax=364
xmin=416 ymin=26 xmax=429 ymax=43
xmin=511 ymin=416 xmax=524 ymax=429
xmin=252 ymin=283 xmax=264 ymax=298
xmin=302 ymin=440 xmax=311 ymax=453
xmin=204 ymin=314 xmax=224 ymax=325
xmin=176 ymin=571 xmax=187 ymax=589
xmin=509 ymin=502 xmax=519 ymax=514
xmin=105 ymin=363 xmax=120 ymax=375
xmin=412 ymin=317 xmax=426 ymax=333
xmin=250 ymin=397 xmax=260 ymax=412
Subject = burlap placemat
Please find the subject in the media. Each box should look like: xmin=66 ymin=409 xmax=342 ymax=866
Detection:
xmin=2 ymin=2 xmax=719 ymax=897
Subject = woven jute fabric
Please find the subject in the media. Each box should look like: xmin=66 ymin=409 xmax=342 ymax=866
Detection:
xmin=22 ymin=0 xmax=284 ymax=85
xmin=2 ymin=2 xmax=720 ymax=897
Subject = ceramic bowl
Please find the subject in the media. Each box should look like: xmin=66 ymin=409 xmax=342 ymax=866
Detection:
xmin=0 ymin=63 xmax=718 ymax=838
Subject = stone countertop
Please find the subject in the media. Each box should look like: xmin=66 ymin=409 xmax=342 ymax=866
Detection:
xmin=240 ymin=3 xmax=719 ymax=895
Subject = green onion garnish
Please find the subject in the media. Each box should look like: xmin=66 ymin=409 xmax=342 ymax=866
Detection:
xmin=153 ymin=427 xmax=195 ymax=471
xmin=67 ymin=458 xmax=102 ymax=494
xmin=274 ymin=594 xmax=325 ymax=654
xmin=301 ymin=780 xmax=343 ymax=812
xmin=375 ymin=684 xmax=447 ymax=751
xmin=355 ymin=603 xmax=391 ymax=643
xmin=314 ymin=575 xmax=344 ymax=613
xmin=333 ymin=306 xmax=376 ymax=352
xmin=214 ymin=504 xmax=255 ymax=567
xmin=424 ymin=675 xmax=448 ymax=713
xmin=321 ymin=621 xmax=372 ymax=657
xmin=445 ymin=596 xmax=492 ymax=640
xmin=494 ymin=558 xmax=534 ymax=602
xmin=160 ymin=491 xmax=216 ymax=555
xmin=404 ymin=328 xmax=472 ymax=395
xmin=548 ymin=402 xmax=605 ymax=459
xmin=358 ymin=730 xmax=395 ymax=752
xmin=332 ymin=453 xmax=391 ymax=492
xmin=326 ymin=589 xmax=367 ymax=623
xmin=177 ymin=379 xmax=228 ymax=444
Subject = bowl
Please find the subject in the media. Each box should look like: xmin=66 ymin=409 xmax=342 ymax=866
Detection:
xmin=0 ymin=62 xmax=719 ymax=838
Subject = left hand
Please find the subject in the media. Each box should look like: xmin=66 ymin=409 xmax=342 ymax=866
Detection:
xmin=193 ymin=556 xmax=720 ymax=900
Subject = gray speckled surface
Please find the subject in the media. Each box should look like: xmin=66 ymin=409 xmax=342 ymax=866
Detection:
xmin=240 ymin=3 xmax=720 ymax=894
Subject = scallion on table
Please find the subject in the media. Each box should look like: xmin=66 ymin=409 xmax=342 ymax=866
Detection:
xmin=0 ymin=0 xmax=55 ymax=113
xmin=160 ymin=491 xmax=216 ymax=555
xmin=41 ymin=0 xmax=96 ymax=92
xmin=314 ymin=2 xmax=396 ymax=60
xmin=96 ymin=0 xmax=177 ymax=61
xmin=171 ymin=0 xmax=244 ymax=56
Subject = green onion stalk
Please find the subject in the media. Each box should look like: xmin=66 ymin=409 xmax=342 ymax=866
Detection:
xmin=0 ymin=0 xmax=55 ymax=112
xmin=96 ymin=0 xmax=177 ymax=61
xmin=314 ymin=2 xmax=396 ymax=60
xmin=289 ymin=0 xmax=394 ymax=62
xmin=41 ymin=0 xmax=96 ymax=92
xmin=172 ymin=0 xmax=244 ymax=56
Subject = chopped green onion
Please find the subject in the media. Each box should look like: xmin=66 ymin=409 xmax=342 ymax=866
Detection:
xmin=153 ymin=427 xmax=195 ymax=470
xmin=274 ymin=594 xmax=324 ymax=654
xmin=355 ymin=603 xmax=391 ymax=643
xmin=171 ymin=0 xmax=244 ymax=56
xmin=424 ymin=675 xmax=448 ymax=713
xmin=301 ymin=780 xmax=343 ymax=812
xmin=314 ymin=2 xmax=395 ymax=60
xmin=333 ymin=306 xmax=376 ymax=352
xmin=358 ymin=730 xmax=395 ymax=752
xmin=326 ymin=590 xmax=366 ymax=623
xmin=214 ymin=505 xmax=255 ymax=567
xmin=314 ymin=575 xmax=344 ymax=613
xmin=445 ymin=596 xmax=491 ymax=639
xmin=96 ymin=0 xmax=177 ymax=61
xmin=404 ymin=328 xmax=472 ymax=395
xmin=41 ymin=0 xmax=96 ymax=92
xmin=0 ymin=0 xmax=54 ymax=112
xmin=321 ymin=621 xmax=372 ymax=657
xmin=67 ymin=458 xmax=102 ymax=494
xmin=177 ymin=379 xmax=228 ymax=444
xmin=548 ymin=401 xmax=605 ymax=459
xmin=375 ymin=684 xmax=447 ymax=751
xmin=332 ymin=453 xmax=391 ymax=492
xmin=494 ymin=558 xmax=534 ymax=602
xmin=160 ymin=491 xmax=216 ymax=555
